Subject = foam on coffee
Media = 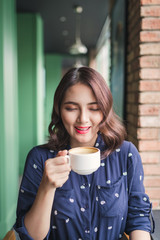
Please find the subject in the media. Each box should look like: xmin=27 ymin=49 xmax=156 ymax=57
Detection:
xmin=69 ymin=147 xmax=98 ymax=155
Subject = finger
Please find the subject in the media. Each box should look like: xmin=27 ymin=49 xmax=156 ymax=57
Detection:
xmin=50 ymin=163 xmax=70 ymax=174
xmin=46 ymin=156 xmax=67 ymax=166
xmin=57 ymin=150 xmax=68 ymax=157
xmin=45 ymin=159 xmax=71 ymax=174
xmin=48 ymin=171 xmax=70 ymax=188
xmin=55 ymin=171 xmax=70 ymax=181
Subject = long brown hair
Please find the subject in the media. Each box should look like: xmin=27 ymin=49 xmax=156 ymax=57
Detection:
xmin=47 ymin=67 xmax=126 ymax=156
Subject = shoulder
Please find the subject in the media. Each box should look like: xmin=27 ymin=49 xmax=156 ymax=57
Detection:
xmin=119 ymin=141 xmax=142 ymax=171
xmin=119 ymin=141 xmax=139 ymax=156
xmin=22 ymin=145 xmax=59 ymax=174
xmin=111 ymin=141 xmax=141 ymax=168
xmin=25 ymin=145 xmax=58 ymax=165
xmin=27 ymin=145 xmax=48 ymax=157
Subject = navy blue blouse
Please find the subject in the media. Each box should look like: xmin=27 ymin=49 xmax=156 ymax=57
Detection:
xmin=14 ymin=134 xmax=153 ymax=240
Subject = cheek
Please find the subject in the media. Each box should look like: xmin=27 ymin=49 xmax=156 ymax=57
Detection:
xmin=61 ymin=112 xmax=74 ymax=127
xmin=94 ymin=113 xmax=103 ymax=125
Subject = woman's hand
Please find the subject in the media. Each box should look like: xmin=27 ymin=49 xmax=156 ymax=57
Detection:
xmin=24 ymin=150 xmax=71 ymax=240
xmin=41 ymin=150 xmax=71 ymax=190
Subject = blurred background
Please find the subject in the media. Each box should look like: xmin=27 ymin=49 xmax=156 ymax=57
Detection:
xmin=0 ymin=0 xmax=160 ymax=238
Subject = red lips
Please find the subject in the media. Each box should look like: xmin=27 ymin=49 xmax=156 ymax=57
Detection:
xmin=75 ymin=126 xmax=91 ymax=134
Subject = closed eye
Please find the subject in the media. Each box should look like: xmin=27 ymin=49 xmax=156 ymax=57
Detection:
xmin=88 ymin=103 xmax=101 ymax=111
xmin=63 ymin=102 xmax=79 ymax=111
xmin=65 ymin=107 xmax=78 ymax=111
xmin=89 ymin=108 xmax=100 ymax=111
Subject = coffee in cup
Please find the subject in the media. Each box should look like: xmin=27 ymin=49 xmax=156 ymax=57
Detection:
xmin=66 ymin=146 xmax=100 ymax=175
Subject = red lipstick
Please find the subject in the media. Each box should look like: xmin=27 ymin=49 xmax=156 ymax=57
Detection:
xmin=75 ymin=126 xmax=90 ymax=134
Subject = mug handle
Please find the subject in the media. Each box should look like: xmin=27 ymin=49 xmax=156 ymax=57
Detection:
xmin=65 ymin=155 xmax=70 ymax=165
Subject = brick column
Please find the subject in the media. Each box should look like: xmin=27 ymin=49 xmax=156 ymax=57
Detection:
xmin=126 ymin=0 xmax=160 ymax=208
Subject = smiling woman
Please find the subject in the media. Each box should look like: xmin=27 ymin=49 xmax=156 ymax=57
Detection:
xmin=48 ymin=67 xmax=126 ymax=156
xmin=60 ymin=82 xmax=103 ymax=147
xmin=14 ymin=67 xmax=153 ymax=240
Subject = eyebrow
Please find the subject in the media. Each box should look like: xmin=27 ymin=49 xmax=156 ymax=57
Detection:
xmin=63 ymin=101 xmax=98 ymax=105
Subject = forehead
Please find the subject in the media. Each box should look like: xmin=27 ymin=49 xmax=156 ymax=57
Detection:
xmin=62 ymin=83 xmax=97 ymax=103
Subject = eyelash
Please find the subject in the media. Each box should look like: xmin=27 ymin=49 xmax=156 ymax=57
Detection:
xmin=65 ymin=107 xmax=77 ymax=111
xmin=65 ymin=107 xmax=100 ymax=112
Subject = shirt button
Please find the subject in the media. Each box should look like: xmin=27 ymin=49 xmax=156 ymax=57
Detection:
xmin=85 ymin=228 xmax=90 ymax=233
xmin=80 ymin=207 xmax=85 ymax=212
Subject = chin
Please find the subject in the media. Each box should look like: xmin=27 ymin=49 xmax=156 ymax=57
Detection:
xmin=76 ymin=136 xmax=93 ymax=145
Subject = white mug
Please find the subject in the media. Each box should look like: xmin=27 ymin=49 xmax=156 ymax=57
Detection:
xmin=66 ymin=146 xmax=100 ymax=175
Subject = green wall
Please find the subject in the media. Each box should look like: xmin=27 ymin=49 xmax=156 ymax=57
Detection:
xmin=17 ymin=14 xmax=45 ymax=174
xmin=45 ymin=54 xmax=62 ymax=137
xmin=0 ymin=0 xmax=19 ymax=238
xmin=110 ymin=0 xmax=126 ymax=119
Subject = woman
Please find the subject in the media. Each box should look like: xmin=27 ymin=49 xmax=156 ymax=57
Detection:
xmin=14 ymin=67 xmax=153 ymax=240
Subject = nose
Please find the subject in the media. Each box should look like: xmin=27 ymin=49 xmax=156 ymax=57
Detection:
xmin=77 ymin=108 xmax=89 ymax=123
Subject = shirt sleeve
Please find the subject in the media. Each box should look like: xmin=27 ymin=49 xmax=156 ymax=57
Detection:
xmin=125 ymin=142 xmax=154 ymax=235
xmin=13 ymin=147 xmax=50 ymax=240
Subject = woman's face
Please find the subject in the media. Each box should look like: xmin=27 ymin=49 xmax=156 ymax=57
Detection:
xmin=61 ymin=82 xmax=103 ymax=148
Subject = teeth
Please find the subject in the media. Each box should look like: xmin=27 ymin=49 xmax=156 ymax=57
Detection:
xmin=76 ymin=127 xmax=90 ymax=131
